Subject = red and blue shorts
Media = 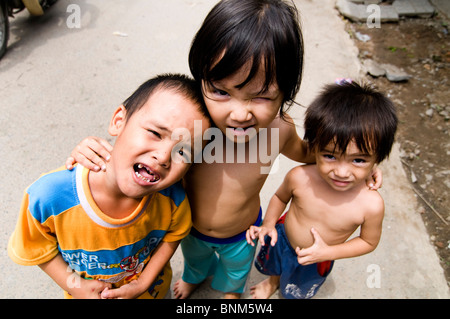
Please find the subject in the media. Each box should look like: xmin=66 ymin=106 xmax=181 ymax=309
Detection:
xmin=254 ymin=215 xmax=333 ymax=299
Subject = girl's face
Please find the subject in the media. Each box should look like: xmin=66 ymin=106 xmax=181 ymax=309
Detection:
xmin=316 ymin=140 xmax=377 ymax=192
xmin=202 ymin=63 xmax=283 ymax=143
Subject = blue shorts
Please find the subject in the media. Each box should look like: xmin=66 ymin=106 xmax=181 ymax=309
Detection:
xmin=181 ymin=209 xmax=262 ymax=294
xmin=255 ymin=216 xmax=333 ymax=299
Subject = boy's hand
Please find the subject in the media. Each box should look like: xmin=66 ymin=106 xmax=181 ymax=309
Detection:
xmin=246 ymin=225 xmax=277 ymax=247
xmin=366 ymin=165 xmax=383 ymax=190
xmin=65 ymin=136 xmax=113 ymax=172
xmin=69 ymin=278 xmax=112 ymax=299
xmin=101 ymin=280 xmax=144 ymax=299
xmin=296 ymin=228 xmax=330 ymax=265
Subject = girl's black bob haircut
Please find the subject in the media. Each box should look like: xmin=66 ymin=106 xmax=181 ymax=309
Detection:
xmin=189 ymin=0 xmax=304 ymax=117
xmin=304 ymin=82 xmax=398 ymax=164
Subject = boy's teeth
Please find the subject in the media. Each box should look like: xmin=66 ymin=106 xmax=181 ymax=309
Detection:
xmin=134 ymin=170 xmax=159 ymax=183
xmin=134 ymin=163 xmax=160 ymax=183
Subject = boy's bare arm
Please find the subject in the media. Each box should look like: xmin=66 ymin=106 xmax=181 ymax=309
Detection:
xmin=101 ymin=241 xmax=179 ymax=299
xmin=263 ymin=174 xmax=293 ymax=228
xmin=39 ymin=254 xmax=111 ymax=298
xmin=247 ymin=169 xmax=296 ymax=247
xmin=246 ymin=193 xmax=285 ymax=247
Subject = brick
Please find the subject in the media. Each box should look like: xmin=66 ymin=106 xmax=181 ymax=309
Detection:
xmin=392 ymin=0 xmax=435 ymax=18
xmin=336 ymin=0 xmax=367 ymax=22
xmin=336 ymin=0 xmax=399 ymax=22
xmin=379 ymin=5 xmax=400 ymax=22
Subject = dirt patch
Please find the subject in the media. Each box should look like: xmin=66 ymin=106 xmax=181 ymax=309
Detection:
xmin=345 ymin=13 xmax=450 ymax=286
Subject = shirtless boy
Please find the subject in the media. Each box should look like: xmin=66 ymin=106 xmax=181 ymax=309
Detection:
xmin=247 ymin=81 xmax=397 ymax=299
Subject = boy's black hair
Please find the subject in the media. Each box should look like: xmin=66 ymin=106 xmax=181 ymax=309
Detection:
xmin=122 ymin=73 xmax=210 ymax=121
xmin=304 ymin=82 xmax=398 ymax=163
xmin=189 ymin=0 xmax=303 ymax=117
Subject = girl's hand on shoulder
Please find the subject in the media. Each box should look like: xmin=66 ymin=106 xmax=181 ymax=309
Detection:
xmin=66 ymin=136 xmax=113 ymax=172
xmin=366 ymin=165 xmax=383 ymax=190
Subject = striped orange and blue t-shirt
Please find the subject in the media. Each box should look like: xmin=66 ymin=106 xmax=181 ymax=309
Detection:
xmin=8 ymin=165 xmax=192 ymax=298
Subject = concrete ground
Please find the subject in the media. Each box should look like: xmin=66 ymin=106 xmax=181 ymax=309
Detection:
xmin=0 ymin=0 xmax=448 ymax=299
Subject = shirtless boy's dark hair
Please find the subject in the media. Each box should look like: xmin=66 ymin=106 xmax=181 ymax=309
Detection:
xmin=304 ymin=81 xmax=398 ymax=163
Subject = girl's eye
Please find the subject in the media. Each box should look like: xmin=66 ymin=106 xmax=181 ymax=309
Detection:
xmin=204 ymin=82 xmax=230 ymax=100
xmin=211 ymin=88 xmax=229 ymax=98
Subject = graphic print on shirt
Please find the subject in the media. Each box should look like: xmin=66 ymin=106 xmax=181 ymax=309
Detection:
xmin=60 ymin=229 xmax=165 ymax=283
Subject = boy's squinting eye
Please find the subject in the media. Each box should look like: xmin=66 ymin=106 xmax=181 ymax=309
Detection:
xmin=148 ymin=129 xmax=161 ymax=139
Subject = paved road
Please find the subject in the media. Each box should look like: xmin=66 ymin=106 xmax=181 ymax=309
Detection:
xmin=1 ymin=0 xmax=448 ymax=299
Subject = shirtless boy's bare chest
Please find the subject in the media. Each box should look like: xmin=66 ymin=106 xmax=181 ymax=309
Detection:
xmin=286 ymin=185 xmax=368 ymax=248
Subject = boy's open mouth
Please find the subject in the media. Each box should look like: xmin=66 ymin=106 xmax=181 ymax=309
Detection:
xmin=133 ymin=163 xmax=161 ymax=183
